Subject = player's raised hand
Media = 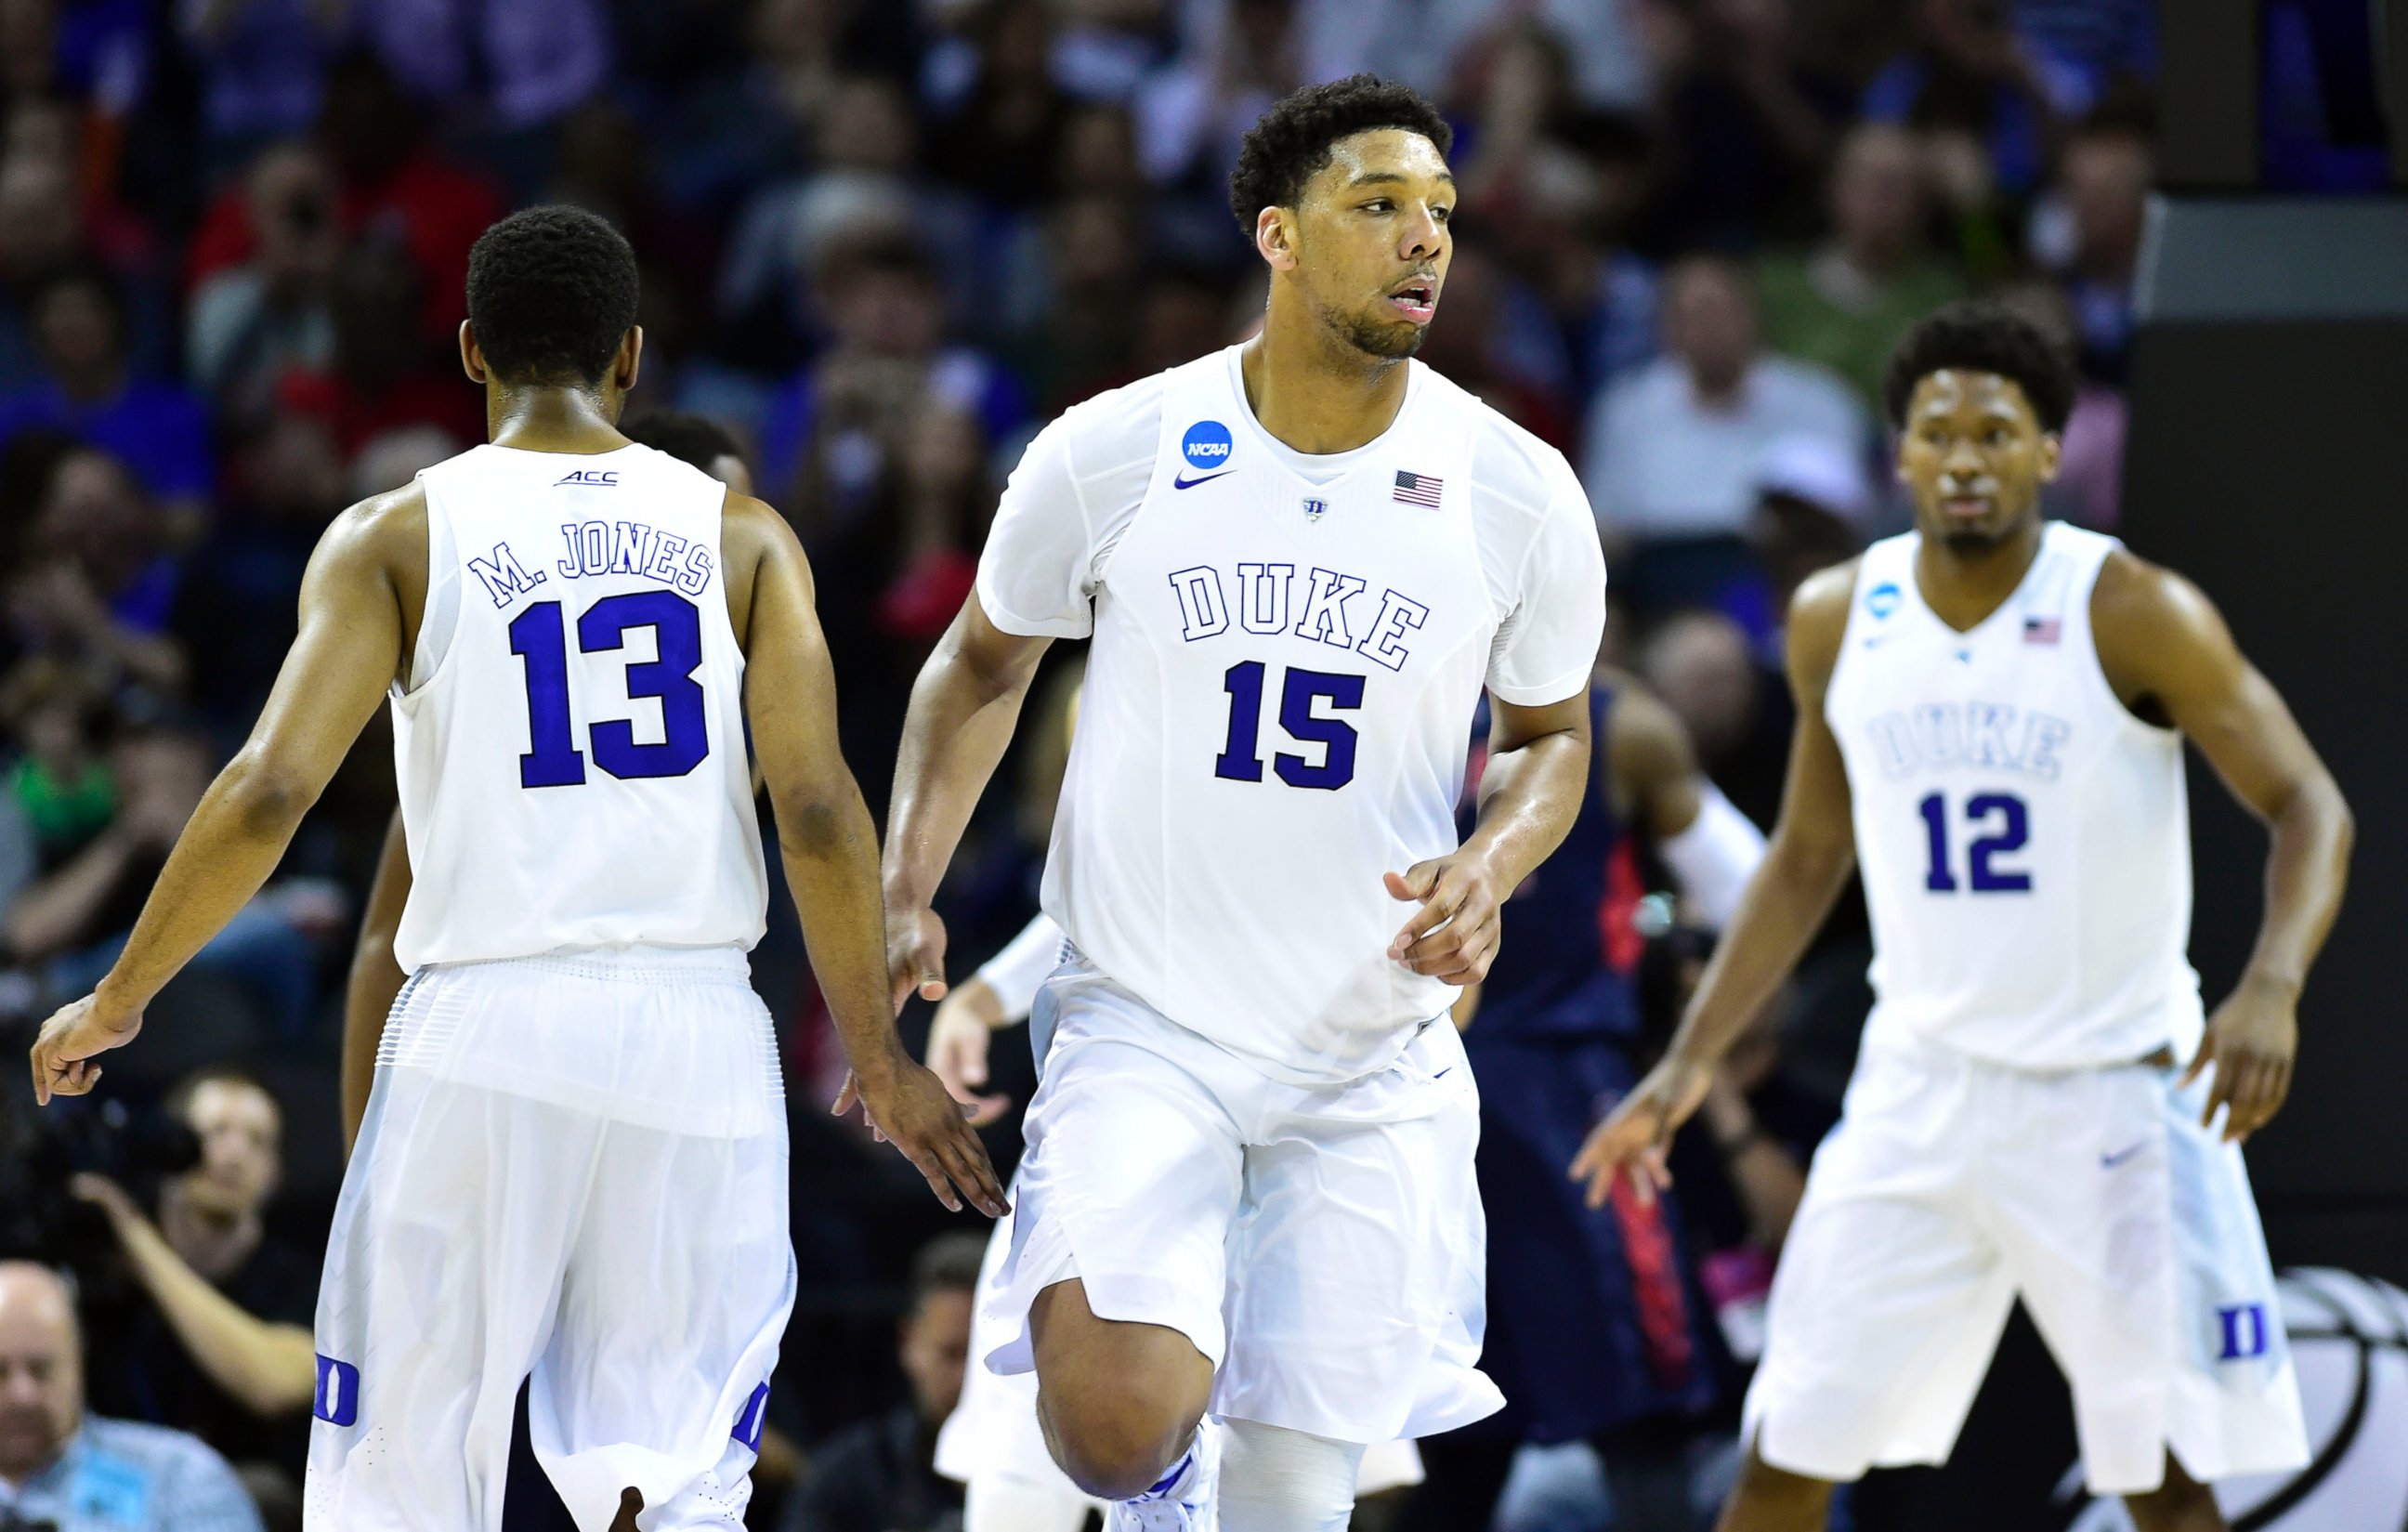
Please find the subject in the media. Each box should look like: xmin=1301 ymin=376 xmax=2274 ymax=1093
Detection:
xmin=886 ymin=903 xmax=950 ymax=1014
xmin=28 ymin=992 xmax=142 ymax=1106
xmin=1385 ymin=853 xmax=1505 ymax=984
xmin=1569 ymin=1055 xmax=1713 ymax=1210
xmin=2181 ymin=973 xmax=2299 ymax=1143
xmin=834 ymin=1057 xmax=1010 ymax=1217
xmin=926 ymin=979 xmax=1013 ymax=1128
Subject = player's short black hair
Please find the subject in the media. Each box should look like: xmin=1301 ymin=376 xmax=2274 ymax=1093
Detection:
xmin=621 ymin=411 xmax=746 ymax=475
xmin=1883 ymin=298 xmax=2076 ymax=434
xmin=906 ymin=1232 xmax=987 ymax=1316
xmin=465 ymin=205 xmax=639 ymax=387
xmin=1228 ymin=74 xmax=1453 ymax=237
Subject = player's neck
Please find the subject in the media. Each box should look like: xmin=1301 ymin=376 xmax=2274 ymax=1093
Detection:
xmin=1237 ymin=312 xmax=1411 ymax=455
xmin=486 ymin=386 xmax=631 ymax=455
xmin=1914 ymin=517 xmax=2045 ymax=631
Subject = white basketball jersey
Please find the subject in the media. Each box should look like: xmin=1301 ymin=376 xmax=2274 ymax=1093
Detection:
xmin=390 ymin=443 xmax=767 ymax=970
xmin=977 ymin=346 xmax=1607 ymax=1084
xmin=1825 ymin=522 xmax=2202 ymax=1069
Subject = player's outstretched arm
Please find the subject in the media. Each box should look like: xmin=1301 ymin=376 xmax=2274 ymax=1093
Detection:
xmin=726 ymin=496 xmax=1007 ymax=1217
xmin=881 ymin=594 xmax=1050 ymax=1008
xmin=2093 ymin=552 xmax=2353 ymax=1142
xmin=341 ymin=807 xmax=411 ymax=1156
xmin=29 ymin=493 xmax=413 ymax=1104
xmin=1572 ymin=562 xmax=1860 ymax=1208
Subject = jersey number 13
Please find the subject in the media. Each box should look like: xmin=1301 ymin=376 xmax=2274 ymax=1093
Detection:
xmin=508 ymin=592 xmax=710 ymax=788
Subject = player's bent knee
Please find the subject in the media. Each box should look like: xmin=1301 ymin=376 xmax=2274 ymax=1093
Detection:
xmin=1027 ymin=1277 xmax=1212 ymax=1496
xmin=1038 ymin=1381 xmax=1200 ymax=1499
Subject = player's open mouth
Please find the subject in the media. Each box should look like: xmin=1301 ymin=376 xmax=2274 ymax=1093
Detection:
xmin=1943 ymin=493 xmax=1993 ymax=520
xmin=1385 ymin=280 xmax=1437 ymax=323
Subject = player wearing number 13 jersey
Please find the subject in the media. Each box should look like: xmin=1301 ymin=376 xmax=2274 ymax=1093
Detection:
xmin=884 ymin=78 xmax=1603 ymax=1532
xmin=1575 ymin=301 xmax=2354 ymax=1532
xmin=27 ymin=206 xmax=1003 ymax=1532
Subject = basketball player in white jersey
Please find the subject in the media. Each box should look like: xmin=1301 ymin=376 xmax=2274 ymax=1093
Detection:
xmin=28 ymin=206 xmax=1004 ymax=1530
xmin=1572 ymin=300 xmax=2354 ymax=1532
xmin=883 ymin=75 xmax=1607 ymax=1532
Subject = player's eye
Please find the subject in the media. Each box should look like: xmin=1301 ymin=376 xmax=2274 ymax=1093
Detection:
xmin=1432 ymin=205 xmax=1453 ymax=223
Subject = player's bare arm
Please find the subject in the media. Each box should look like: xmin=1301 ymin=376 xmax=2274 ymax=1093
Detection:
xmin=2091 ymin=550 xmax=2353 ymax=1143
xmin=1389 ymin=691 xmax=1590 ymax=984
xmin=881 ymin=592 xmax=1051 ymax=1009
xmin=30 ymin=487 xmax=425 ymax=1104
xmin=726 ymin=493 xmax=1007 ymax=1216
xmin=341 ymin=807 xmax=412 ymax=1154
xmin=1572 ymin=561 xmax=1861 ymax=1208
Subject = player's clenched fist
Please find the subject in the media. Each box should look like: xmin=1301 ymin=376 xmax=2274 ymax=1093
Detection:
xmin=1385 ymin=853 xmax=1505 ymax=984
xmin=28 ymin=991 xmax=142 ymax=1106
xmin=1569 ymin=1054 xmax=1714 ymax=1211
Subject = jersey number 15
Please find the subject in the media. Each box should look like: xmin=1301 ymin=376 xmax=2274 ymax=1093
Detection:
xmin=508 ymin=592 xmax=709 ymax=787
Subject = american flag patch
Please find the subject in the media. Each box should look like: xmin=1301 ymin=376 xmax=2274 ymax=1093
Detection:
xmin=2023 ymin=616 xmax=2061 ymax=645
xmin=1393 ymin=470 xmax=1444 ymax=507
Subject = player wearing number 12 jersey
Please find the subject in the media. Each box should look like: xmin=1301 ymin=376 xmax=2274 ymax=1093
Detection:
xmin=27 ymin=206 xmax=1002 ymax=1531
xmin=883 ymin=78 xmax=1604 ymax=1532
xmin=1574 ymin=301 xmax=2354 ymax=1532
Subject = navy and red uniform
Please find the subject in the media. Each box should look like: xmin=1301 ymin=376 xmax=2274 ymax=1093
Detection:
xmin=1456 ymin=686 xmax=1716 ymax=1444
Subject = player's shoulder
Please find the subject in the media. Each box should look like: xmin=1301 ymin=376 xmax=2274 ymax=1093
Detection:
xmin=1036 ymin=360 xmax=1184 ymax=466
xmin=320 ymin=478 xmax=428 ymax=574
xmin=1785 ymin=555 xmax=1865 ymax=688
xmin=2089 ymin=542 xmax=2230 ymax=660
xmin=1423 ymin=366 xmax=1584 ymax=519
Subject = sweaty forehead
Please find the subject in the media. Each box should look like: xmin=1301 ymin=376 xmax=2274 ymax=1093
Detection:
xmin=1912 ymin=370 xmax=2034 ymax=422
xmin=1308 ymin=129 xmax=1452 ymax=196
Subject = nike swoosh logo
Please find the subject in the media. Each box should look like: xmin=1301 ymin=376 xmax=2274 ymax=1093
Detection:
xmin=1172 ymin=470 xmax=1233 ymax=491
xmin=2100 ymin=1142 xmax=2148 ymax=1169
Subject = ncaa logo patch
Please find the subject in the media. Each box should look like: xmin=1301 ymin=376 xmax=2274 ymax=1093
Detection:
xmin=1865 ymin=581 xmax=1901 ymax=620
xmin=1182 ymin=421 xmax=1234 ymax=471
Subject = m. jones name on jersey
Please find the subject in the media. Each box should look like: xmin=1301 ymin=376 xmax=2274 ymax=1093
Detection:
xmin=465 ymin=520 xmax=719 ymax=608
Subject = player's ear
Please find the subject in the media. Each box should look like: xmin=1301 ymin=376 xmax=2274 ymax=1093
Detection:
xmin=616 ymin=326 xmax=644 ymax=397
xmin=1256 ymin=206 xmax=1299 ymax=272
xmin=459 ymin=320 xmax=487 ymax=386
xmin=2036 ymin=431 xmax=2062 ymax=483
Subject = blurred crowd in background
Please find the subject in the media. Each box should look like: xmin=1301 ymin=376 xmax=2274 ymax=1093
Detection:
xmin=0 ymin=0 xmax=2352 ymax=1525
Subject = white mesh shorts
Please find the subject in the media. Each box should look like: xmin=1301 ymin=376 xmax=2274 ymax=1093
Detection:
xmin=305 ymin=945 xmax=796 ymax=1531
xmin=1746 ymin=1035 xmax=2308 ymax=1496
xmin=983 ymin=955 xmax=1501 ymax=1447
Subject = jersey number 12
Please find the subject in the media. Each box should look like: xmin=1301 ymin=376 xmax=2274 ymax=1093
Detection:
xmin=509 ymin=592 xmax=709 ymax=787
xmin=1917 ymin=791 xmax=2031 ymax=893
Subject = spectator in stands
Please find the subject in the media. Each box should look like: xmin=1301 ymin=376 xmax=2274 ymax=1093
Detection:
xmin=780 ymin=1233 xmax=985 ymax=1532
xmin=1649 ymin=0 xmax=1854 ymax=251
xmin=0 ymin=153 xmax=84 ymax=393
xmin=0 ymin=657 xmax=110 ymax=915
xmin=1581 ymin=254 xmax=1863 ymax=611
xmin=268 ymin=241 xmax=484 ymax=466
xmin=185 ymin=144 xmax=340 ymax=430
xmin=1747 ymin=432 xmax=1875 ymax=617
xmin=0 ymin=1260 xmax=264 ymax=1531
xmin=1861 ymin=0 xmax=2091 ymax=201
xmin=177 ymin=0 xmax=349 ymax=177
xmin=6 ymin=446 xmax=188 ymax=694
xmin=1996 ymin=279 xmax=2125 ymax=528
xmin=1758 ymin=123 xmax=1966 ymax=411
xmin=2035 ymin=117 xmax=2151 ymax=383
xmin=11 ymin=728 xmax=315 ymax=1034
xmin=67 ymin=1068 xmax=317 ymax=1496
xmin=0 ymin=266 xmax=212 ymax=539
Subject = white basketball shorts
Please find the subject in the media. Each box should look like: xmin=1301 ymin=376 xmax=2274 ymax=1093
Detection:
xmin=1746 ymin=1034 xmax=2309 ymax=1496
xmin=935 ymin=1188 xmax=1425 ymax=1521
xmin=305 ymin=945 xmax=796 ymax=1531
xmin=983 ymin=954 xmax=1501 ymax=1447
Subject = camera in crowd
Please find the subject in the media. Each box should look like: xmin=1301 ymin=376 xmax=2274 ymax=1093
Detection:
xmin=0 ymin=1093 xmax=198 ymax=1275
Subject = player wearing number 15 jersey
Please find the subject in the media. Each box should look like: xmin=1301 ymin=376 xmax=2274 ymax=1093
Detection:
xmin=1575 ymin=301 xmax=2354 ymax=1532
xmin=884 ymin=78 xmax=1604 ymax=1532
xmin=27 ymin=206 xmax=1002 ymax=1532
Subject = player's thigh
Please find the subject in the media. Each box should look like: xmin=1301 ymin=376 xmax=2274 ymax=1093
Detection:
xmin=1000 ymin=1014 xmax=1247 ymax=1385
xmin=1220 ymin=1021 xmax=1487 ymax=1444
xmin=1746 ymin=1046 xmax=2013 ymax=1477
xmin=1997 ymin=1062 xmax=2303 ymax=1496
xmin=530 ymin=1107 xmax=795 ymax=1531
xmin=308 ymin=1067 xmax=598 ymax=1530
